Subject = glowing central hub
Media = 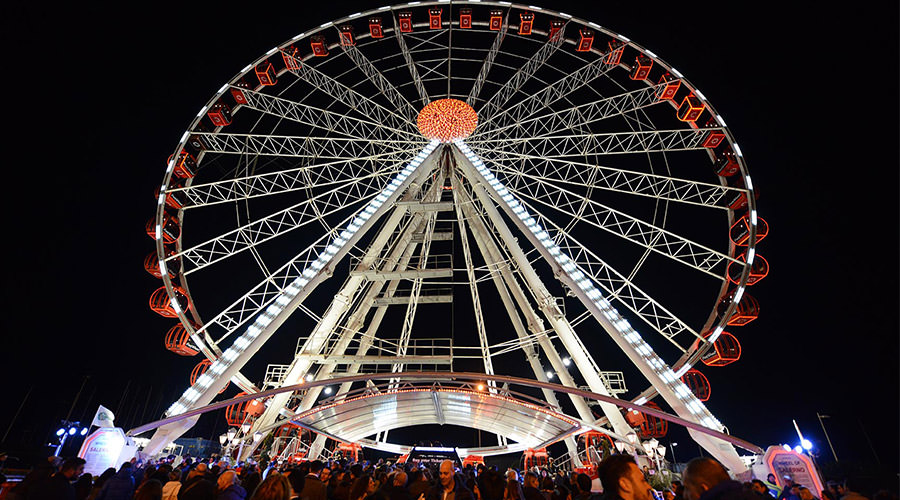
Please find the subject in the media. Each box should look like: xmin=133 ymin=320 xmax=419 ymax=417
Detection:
xmin=417 ymin=98 xmax=478 ymax=143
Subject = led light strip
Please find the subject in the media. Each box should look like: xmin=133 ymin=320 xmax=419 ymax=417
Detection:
xmin=454 ymin=139 xmax=723 ymax=431
xmin=166 ymin=140 xmax=440 ymax=417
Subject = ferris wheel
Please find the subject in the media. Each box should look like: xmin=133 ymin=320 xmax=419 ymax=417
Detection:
xmin=142 ymin=1 xmax=768 ymax=470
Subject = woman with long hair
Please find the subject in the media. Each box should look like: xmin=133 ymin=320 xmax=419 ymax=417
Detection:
xmin=250 ymin=473 xmax=292 ymax=500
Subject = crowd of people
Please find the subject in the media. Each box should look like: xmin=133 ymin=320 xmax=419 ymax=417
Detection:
xmin=0 ymin=452 xmax=894 ymax=500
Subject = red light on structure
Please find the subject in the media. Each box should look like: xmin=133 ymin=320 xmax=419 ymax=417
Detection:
xmin=714 ymin=147 xmax=740 ymax=176
xmin=172 ymin=151 xmax=197 ymax=179
xmin=429 ymin=8 xmax=442 ymax=29
xmin=417 ymin=98 xmax=478 ymax=142
xmin=146 ymin=213 xmax=181 ymax=244
xmin=519 ymin=12 xmax=534 ymax=35
xmin=576 ymin=28 xmax=594 ymax=52
xmin=281 ymin=46 xmax=301 ymax=70
xmin=369 ymin=17 xmax=384 ymax=38
xmin=339 ymin=25 xmax=355 ymax=46
xmin=255 ymin=62 xmax=277 ymax=86
xmin=489 ymin=10 xmax=503 ymax=30
xmin=680 ymin=369 xmax=711 ymax=401
xmin=701 ymin=331 xmax=741 ymax=367
xmin=310 ymin=35 xmax=328 ymax=57
xmin=149 ymin=285 xmax=190 ymax=318
xmin=207 ymin=102 xmax=232 ymax=127
xmin=677 ymin=95 xmax=704 ymax=122
xmin=398 ymin=12 xmax=413 ymax=32
xmin=730 ymin=214 xmax=769 ymax=246
xmin=165 ymin=322 xmax=199 ymax=356
xmin=459 ymin=8 xmax=472 ymax=28
xmin=727 ymin=252 xmax=769 ymax=286
xmin=657 ymin=73 xmax=680 ymax=100
xmin=230 ymin=79 xmax=251 ymax=105
xmin=638 ymin=401 xmax=668 ymax=439
xmin=548 ymin=20 xmax=564 ymax=40
xmin=703 ymin=117 xmax=726 ymax=149
xmin=606 ymin=40 xmax=625 ymax=64
xmin=717 ymin=291 xmax=759 ymax=326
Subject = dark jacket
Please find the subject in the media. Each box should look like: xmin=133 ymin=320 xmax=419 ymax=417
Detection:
xmin=524 ymin=486 xmax=545 ymax=500
xmin=96 ymin=468 xmax=135 ymax=500
xmin=700 ymin=481 xmax=760 ymax=500
xmin=216 ymin=484 xmax=248 ymax=500
xmin=426 ymin=477 xmax=475 ymax=500
xmin=300 ymin=475 xmax=328 ymax=500
xmin=25 ymin=472 xmax=76 ymax=500
xmin=179 ymin=475 xmax=216 ymax=500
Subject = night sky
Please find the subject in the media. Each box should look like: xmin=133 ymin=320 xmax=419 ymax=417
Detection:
xmin=1 ymin=0 xmax=896 ymax=478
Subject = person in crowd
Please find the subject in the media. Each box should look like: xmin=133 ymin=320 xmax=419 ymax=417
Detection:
xmin=408 ymin=470 xmax=430 ymax=500
xmin=834 ymin=482 xmax=868 ymax=500
xmin=251 ymin=473 xmax=292 ymax=500
xmin=217 ymin=470 xmax=248 ymax=500
xmin=385 ymin=470 xmax=414 ymax=500
xmin=776 ymin=479 xmax=799 ymax=500
xmin=671 ymin=481 xmax=685 ymax=500
xmin=96 ymin=462 xmax=136 ymax=500
xmin=504 ymin=476 xmax=524 ymax=500
xmin=797 ymin=488 xmax=817 ymax=500
xmin=86 ymin=468 xmax=116 ymax=500
xmin=74 ymin=472 xmax=93 ymax=500
xmin=427 ymin=461 xmax=473 ymax=500
xmin=135 ymin=479 xmax=164 ymax=500
xmin=350 ymin=475 xmax=376 ymax=500
xmin=163 ymin=470 xmax=183 ymax=500
xmin=751 ymin=481 xmax=775 ymax=500
xmin=572 ymin=474 xmax=597 ymax=500
xmin=300 ymin=461 xmax=328 ymax=500
xmin=179 ymin=463 xmax=216 ymax=500
xmin=27 ymin=456 xmax=86 ymax=500
xmin=680 ymin=458 xmax=756 ymax=500
xmin=522 ymin=472 xmax=544 ymax=500
xmin=243 ymin=470 xmax=263 ymax=499
xmin=286 ymin=468 xmax=306 ymax=500
xmin=596 ymin=455 xmax=653 ymax=500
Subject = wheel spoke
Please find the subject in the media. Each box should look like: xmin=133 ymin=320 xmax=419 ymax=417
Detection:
xmin=338 ymin=40 xmax=420 ymax=123
xmin=283 ymin=52 xmax=417 ymax=135
xmin=469 ymin=128 xmax=717 ymax=156
xmin=237 ymin=88 xmax=419 ymax=140
xmin=194 ymin=132 xmax=421 ymax=159
xmin=475 ymin=146 xmax=742 ymax=209
xmin=391 ymin=15 xmax=430 ymax=105
xmin=466 ymin=12 xmax=509 ymax=106
xmin=470 ymin=84 xmax=664 ymax=141
xmin=476 ymin=22 xmax=568 ymax=126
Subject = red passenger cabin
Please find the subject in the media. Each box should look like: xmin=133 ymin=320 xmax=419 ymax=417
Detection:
xmin=701 ymin=331 xmax=741 ymax=367
xmin=519 ymin=12 xmax=534 ymax=35
xmin=429 ymin=8 xmax=442 ymax=29
xmin=340 ymin=25 xmax=355 ymax=46
xmin=171 ymin=151 xmax=197 ymax=179
xmin=680 ymin=369 xmax=711 ymax=401
xmin=398 ymin=12 xmax=413 ymax=33
xmin=637 ymin=401 xmax=667 ymax=439
xmin=523 ymin=448 xmax=549 ymax=469
xmin=489 ymin=10 xmax=503 ymax=31
xmin=702 ymin=117 xmax=726 ymax=148
xmin=548 ymin=20 xmax=564 ymax=40
xmin=144 ymin=251 xmax=180 ymax=278
xmin=629 ymin=54 xmax=652 ymax=80
xmin=576 ymin=29 xmax=594 ymax=52
xmin=149 ymin=285 xmax=190 ymax=318
xmin=714 ymin=147 xmax=740 ymax=176
xmin=677 ymin=95 xmax=704 ymax=122
xmin=310 ymin=35 xmax=328 ymax=57
xmin=730 ymin=213 xmax=769 ymax=246
xmin=718 ymin=292 xmax=760 ymax=326
xmin=727 ymin=252 xmax=769 ymax=285
xmin=459 ymin=9 xmax=472 ymax=29
xmin=165 ymin=322 xmax=199 ymax=356
xmin=369 ymin=17 xmax=384 ymax=38
xmin=145 ymin=213 xmax=181 ymax=244
xmin=657 ymin=73 xmax=680 ymax=100
xmin=207 ymin=102 xmax=232 ymax=127
xmin=282 ymin=46 xmax=301 ymax=70
xmin=225 ymin=392 xmax=265 ymax=426
xmin=255 ymin=62 xmax=277 ymax=86
xmin=606 ymin=40 xmax=625 ymax=65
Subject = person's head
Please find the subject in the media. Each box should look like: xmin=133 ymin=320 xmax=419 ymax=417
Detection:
xmin=798 ymin=487 xmax=815 ymax=500
xmin=252 ymin=472 xmax=292 ymax=500
xmin=321 ymin=467 xmax=332 ymax=483
xmin=134 ymin=479 xmax=163 ymax=500
xmin=505 ymin=479 xmax=524 ymax=500
xmin=663 ymin=490 xmax=675 ymax=500
xmin=394 ymin=470 xmax=408 ymax=487
xmin=219 ymin=470 xmax=239 ymax=491
xmin=440 ymin=460 xmax=455 ymax=489
xmin=597 ymin=454 xmax=653 ymax=500
xmin=576 ymin=473 xmax=592 ymax=495
xmin=671 ymin=481 xmax=683 ymax=495
xmin=751 ymin=480 xmax=769 ymax=495
xmin=286 ymin=469 xmax=305 ymax=496
xmin=506 ymin=469 xmax=519 ymax=482
xmin=60 ymin=457 xmax=87 ymax=479
xmin=310 ymin=460 xmax=324 ymax=475
xmin=350 ymin=474 xmax=374 ymax=500
xmin=524 ymin=471 xmax=540 ymax=489
xmin=681 ymin=458 xmax=731 ymax=500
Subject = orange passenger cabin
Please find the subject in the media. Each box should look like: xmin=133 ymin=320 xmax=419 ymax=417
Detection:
xmin=282 ymin=46 xmax=302 ymax=70
xmin=149 ymin=285 xmax=190 ymax=318
xmin=606 ymin=40 xmax=625 ymax=65
xmin=523 ymin=448 xmax=548 ymax=469
xmin=714 ymin=147 xmax=740 ymax=176
xmin=339 ymin=25 xmax=355 ymax=46
xmin=548 ymin=20 xmax=564 ymax=40
xmin=727 ymin=252 xmax=769 ymax=286
xmin=576 ymin=29 xmax=594 ymax=52
xmin=310 ymin=35 xmax=328 ymax=57
xmin=489 ymin=10 xmax=503 ymax=31
xmin=464 ymin=454 xmax=486 ymax=469
xmin=629 ymin=54 xmax=653 ymax=80
xmin=718 ymin=292 xmax=759 ymax=326
xmin=677 ymin=95 xmax=704 ymax=122
xmin=730 ymin=213 xmax=769 ymax=246
xmin=145 ymin=213 xmax=181 ymax=244
xmin=459 ymin=9 xmax=472 ymax=29
xmin=165 ymin=322 xmax=199 ymax=356
xmin=143 ymin=251 xmax=180 ymax=279
xmin=398 ymin=12 xmax=413 ymax=32
xmin=680 ymin=369 xmax=711 ymax=401
xmin=429 ymin=8 xmax=442 ymax=29
xmin=702 ymin=117 xmax=726 ymax=149
xmin=701 ymin=331 xmax=741 ymax=367
xmin=153 ymin=183 xmax=186 ymax=210
xmin=207 ymin=102 xmax=232 ymax=127
xmin=578 ymin=431 xmax=612 ymax=466
xmin=338 ymin=442 xmax=362 ymax=462
xmin=225 ymin=392 xmax=265 ymax=426
xmin=255 ymin=62 xmax=277 ymax=86
xmin=656 ymin=73 xmax=680 ymax=100
xmin=518 ymin=12 xmax=534 ymax=35
xmin=637 ymin=401 xmax=667 ymax=439
xmin=172 ymin=151 xmax=197 ymax=179
xmin=369 ymin=17 xmax=384 ymax=38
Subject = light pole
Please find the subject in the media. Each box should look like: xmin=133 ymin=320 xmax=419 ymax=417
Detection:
xmin=669 ymin=442 xmax=678 ymax=468
xmin=817 ymin=413 xmax=838 ymax=463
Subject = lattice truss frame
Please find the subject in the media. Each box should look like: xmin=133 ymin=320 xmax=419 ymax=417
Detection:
xmin=144 ymin=1 xmax=761 ymax=471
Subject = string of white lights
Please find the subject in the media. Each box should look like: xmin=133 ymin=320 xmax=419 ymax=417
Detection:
xmin=165 ymin=139 xmax=441 ymax=417
xmin=454 ymin=139 xmax=723 ymax=431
